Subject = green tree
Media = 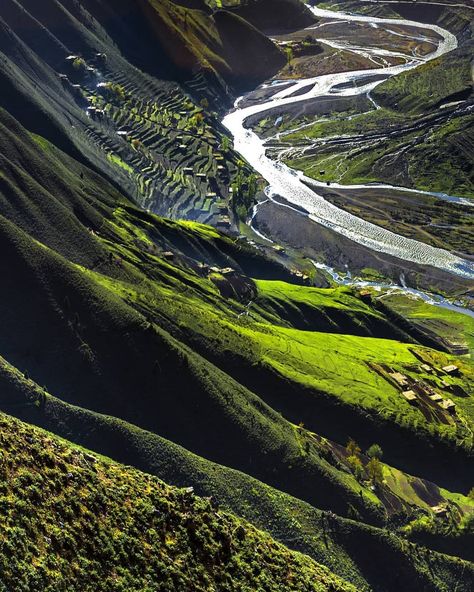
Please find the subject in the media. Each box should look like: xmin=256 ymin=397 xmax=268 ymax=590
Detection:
xmin=367 ymin=444 xmax=383 ymax=460
xmin=72 ymin=57 xmax=86 ymax=71
xmin=346 ymin=438 xmax=361 ymax=458
xmin=366 ymin=457 xmax=384 ymax=486
xmin=220 ymin=135 xmax=231 ymax=153
xmin=347 ymin=455 xmax=364 ymax=481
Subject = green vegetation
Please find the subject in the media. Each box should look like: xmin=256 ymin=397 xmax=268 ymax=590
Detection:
xmin=0 ymin=412 xmax=356 ymax=592
xmin=380 ymin=294 xmax=474 ymax=352
xmin=372 ymin=47 xmax=473 ymax=114
xmin=367 ymin=444 xmax=383 ymax=460
xmin=2 ymin=357 xmax=473 ymax=589
xmin=280 ymin=42 xmax=474 ymax=200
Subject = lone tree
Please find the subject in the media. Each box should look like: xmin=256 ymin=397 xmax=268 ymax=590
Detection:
xmin=367 ymin=444 xmax=383 ymax=460
xmin=347 ymin=454 xmax=364 ymax=482
xmin=220 ymin=135 xmax=231 ymax=153
xmin=366 ymin=457 xmax=384 ymax=486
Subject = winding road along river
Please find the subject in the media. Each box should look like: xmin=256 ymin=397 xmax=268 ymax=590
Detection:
xmin=223 ymin=4 xmax=474 ymax=281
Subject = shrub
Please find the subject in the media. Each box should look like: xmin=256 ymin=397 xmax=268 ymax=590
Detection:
xmin=346 ymin=438 xmax=361 ymax=458
xmin=72 ymin=57 xmax=86 ymax=71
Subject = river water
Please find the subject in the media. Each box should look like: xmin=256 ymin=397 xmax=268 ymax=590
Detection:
xmin=222 ymin=4 xmax=474 ymax=282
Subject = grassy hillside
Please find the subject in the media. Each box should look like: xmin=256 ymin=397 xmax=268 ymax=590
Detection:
xmin=2 ymin=357 xmax=473 ymax=589
xmin=1 ymin=101 xmax=473 ymax=497
xmin=372 ymin=45 xmax=473 ymax=114
xmin=0 ymin=411 xmax=359 ymax=592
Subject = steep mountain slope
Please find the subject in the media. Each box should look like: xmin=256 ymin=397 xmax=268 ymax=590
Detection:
xmin=1 ymin=99 xmax=474 ymax=589
xmin=221 ymin=0 xmax=317 ymax=33
xmin=0 ymin=412 xmax=357 ymax=592
xmin=2 ymin=358 xmax=473 ymax=590
xmin=0 ymin=0 xmax=275 ymax=232
xmin=140 ymin=0 xmax=286 ymax=90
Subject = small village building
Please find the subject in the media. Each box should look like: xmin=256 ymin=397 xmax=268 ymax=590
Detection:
xmin=221 ymin=268 xmax=235 ymax=276
xmin=421 ymin=364 xmax=433 ymax=373
xmin=216 ymin=216 xmax=231 ymax=228
xmin=442 ymin=364 xmax=460 ymax=376
xmin=162 ymin=251 xmax=174 ymax=260
xmin=441 ymin=399 xmax=456 ymax=414
xmin=402 ymin=390 xmax=417 ymax=404
xmin=432 ymin=504 xmax=448 ymax=518
xmin=429 ymin=393 xmax=443 ymax=403
xmin=390 ymin=372 xmax=409 ymax=388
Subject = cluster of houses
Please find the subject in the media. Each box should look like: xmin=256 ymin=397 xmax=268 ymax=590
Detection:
xmin=388 ymin=362 xmax=463 ymax=415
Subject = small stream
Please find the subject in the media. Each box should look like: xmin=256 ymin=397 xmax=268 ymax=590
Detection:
xmin=311 ymin=261 xmax=474 ymax=319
